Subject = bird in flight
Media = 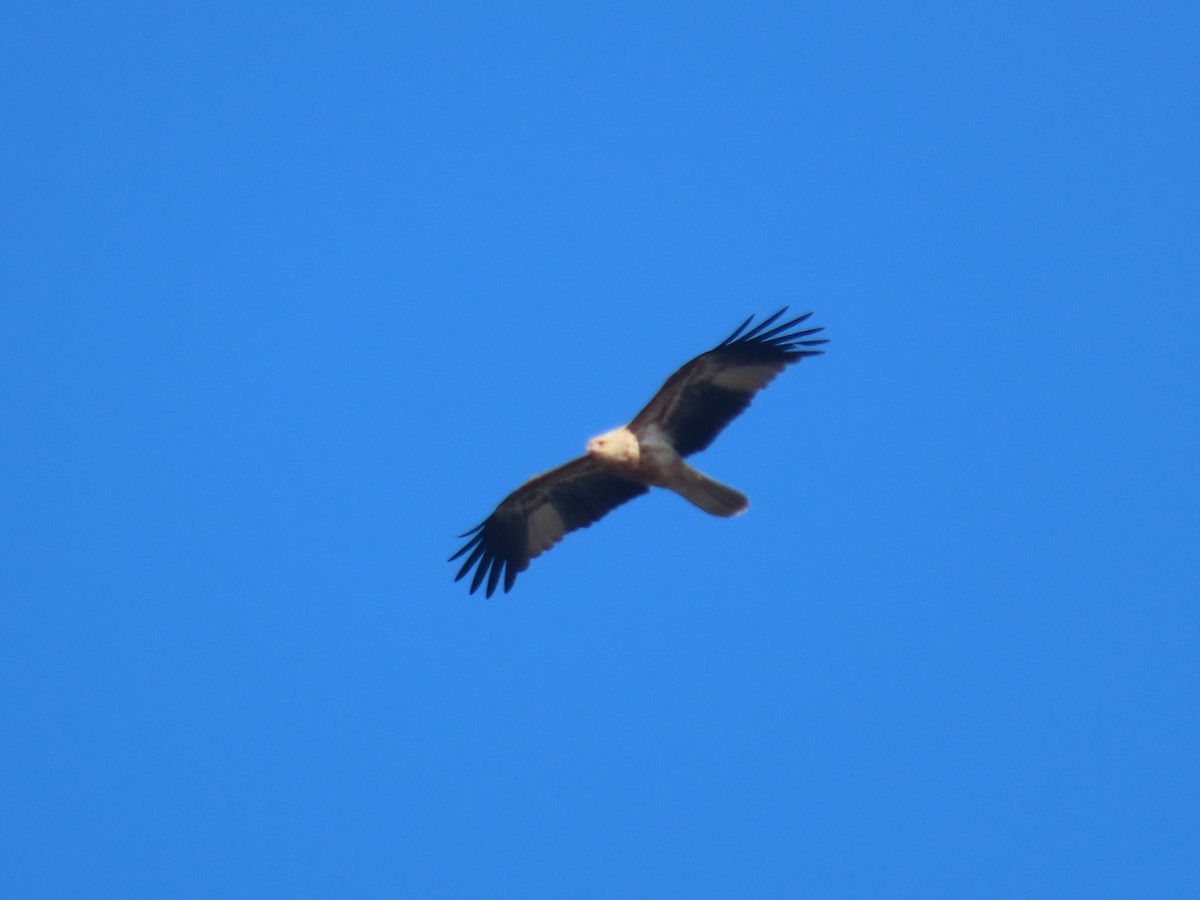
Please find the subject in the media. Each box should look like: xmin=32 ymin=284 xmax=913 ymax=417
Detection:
xmin=450 ymin=308 xmax=828 ymax=597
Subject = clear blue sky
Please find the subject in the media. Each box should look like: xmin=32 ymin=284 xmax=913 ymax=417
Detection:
xmin=4 ymin=2 xmax=1198 ymax=897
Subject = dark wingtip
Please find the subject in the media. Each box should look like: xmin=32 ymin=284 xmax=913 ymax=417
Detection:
xmin=740 ymin=307 xmax=788 ymax=341
xmin=469 ymin=554 xmax=490 ymax=594
xmin=720 ymin=309 xmax=827 ymax=357
xmin=448 ymin=528 xmax=483 ymax=562
xmin=720 ymin=312 xmax=758 ymax=346
xmin=485 ymin=554 xmax=504 ymax=598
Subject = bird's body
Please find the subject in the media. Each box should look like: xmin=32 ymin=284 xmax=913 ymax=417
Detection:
xmin=587 ymin=423 xmax=748 ymax=517
xmin=450 ymin=308 xmax=827 ymax=597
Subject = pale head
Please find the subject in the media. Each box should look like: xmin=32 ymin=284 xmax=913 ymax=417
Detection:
xmin=586 ymin=427 xmax=640 ymax=465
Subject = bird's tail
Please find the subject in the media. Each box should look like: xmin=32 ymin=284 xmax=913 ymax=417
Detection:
xmin=670 ymin=464 xmax=749 ymax=517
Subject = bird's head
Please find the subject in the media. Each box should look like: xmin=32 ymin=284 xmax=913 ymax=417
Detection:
xmin=586 ymin=427 xmax=639 ymax=465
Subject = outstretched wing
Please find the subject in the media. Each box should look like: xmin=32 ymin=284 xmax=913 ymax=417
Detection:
xmin=449 ymin=456 xmax=649 ymax=598
xmin=628 ymin=308 xmax=827 ymax=457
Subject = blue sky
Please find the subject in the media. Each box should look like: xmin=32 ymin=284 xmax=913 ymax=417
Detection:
xmin=4 ymin=1 xmax=1198 ymax=896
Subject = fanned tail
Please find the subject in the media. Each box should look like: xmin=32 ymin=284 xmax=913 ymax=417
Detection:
xmin=670 ymin=464 xmax=749 ymax=517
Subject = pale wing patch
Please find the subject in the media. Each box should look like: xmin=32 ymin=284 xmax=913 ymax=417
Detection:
xmin=710 ymin=362 xmax=782 ymax=392
xmin=526 ymin=503 xmax=565 ymax=556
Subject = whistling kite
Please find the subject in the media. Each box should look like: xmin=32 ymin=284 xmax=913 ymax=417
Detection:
xmin=450 ymin=309 xmax=827 ymax=596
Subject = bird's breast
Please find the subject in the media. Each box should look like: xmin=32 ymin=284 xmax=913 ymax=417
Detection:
xmin=635 ymin=425 xmax=683 ymax=486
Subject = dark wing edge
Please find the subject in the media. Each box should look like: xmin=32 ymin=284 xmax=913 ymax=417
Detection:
xmin=629 ymin=307 xmax=827 ymax=457
xmin=448 ymin=457 xmax=649 ymax=598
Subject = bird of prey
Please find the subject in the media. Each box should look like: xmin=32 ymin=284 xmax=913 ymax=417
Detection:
xmin=450 ymin=308 xmax=827 ymax=597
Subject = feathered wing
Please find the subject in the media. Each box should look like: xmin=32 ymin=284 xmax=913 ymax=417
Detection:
xmin=449 ymin=456 xmax=649 ymax=598
xmin=628 ymin=308 xmax=827 ymax=457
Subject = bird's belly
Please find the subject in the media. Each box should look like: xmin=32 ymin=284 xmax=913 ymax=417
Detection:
xmin=637 ymin=433 xmax=683 ymax=488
